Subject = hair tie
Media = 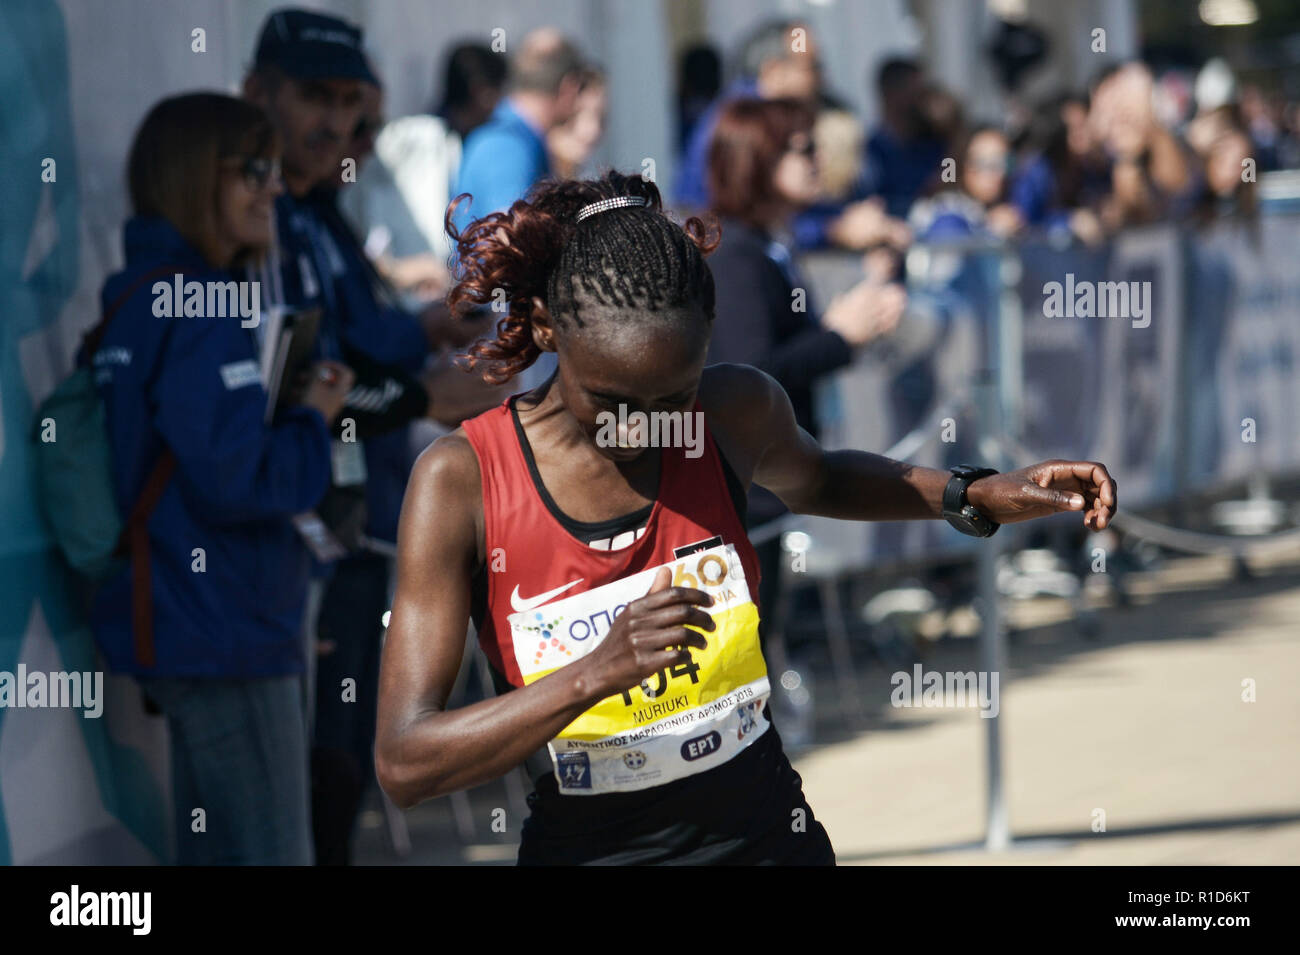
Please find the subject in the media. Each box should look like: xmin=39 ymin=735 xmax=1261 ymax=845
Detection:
xmin=575 ymin=195 xmax=648 ymax=222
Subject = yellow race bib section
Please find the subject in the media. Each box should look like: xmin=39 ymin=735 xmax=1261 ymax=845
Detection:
xmin=508 ymin=542 xmax=771 ymax=794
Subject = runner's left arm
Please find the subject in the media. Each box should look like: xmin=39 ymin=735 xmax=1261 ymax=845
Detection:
xmin=708 ymin=364 xmax=1116 ymax=530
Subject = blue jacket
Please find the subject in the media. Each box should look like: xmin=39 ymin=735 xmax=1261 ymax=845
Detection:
xmin=306 ymin=188 xmax=428 ymax=544
xmin=90 ymin=216 xmax=332 ymax=676
xmin=860 ymin=126 xmax=947 ymax=220
xmin=263 ymin=189 xmax=431 ymax=548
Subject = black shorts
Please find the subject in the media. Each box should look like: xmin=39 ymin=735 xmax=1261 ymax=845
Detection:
xmin=516 ymin=722 xmax=837 ymax=866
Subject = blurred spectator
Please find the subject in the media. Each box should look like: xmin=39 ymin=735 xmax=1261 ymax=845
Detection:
xmin=451 ymin=27 xmax=585 ymax=392
xmin=675 ymin=19 xmax=818 ymax=210
xmin=243 ymin=11 xmax=486 ymax=418
xmin=1239 ymin=84 xmax=1282 ymax=172
xmin=984 ymin=13 xmax=1049 ymax=94
xmin=1186 ymin=101 xmax=1243 ymax=161
xmin=548 ymin=67 xmax=607 ymax=180
xmin=812 ymin=108 xmax=865 ymax=203
xmin=342 ymin=41 xmax=503 ymax=302
xmin=314 ymin=68 xmax=508 ymax=867
xmin=677 ymin=43 xmax=722 ymax=150
xmin=680 ymin=20 xmax=910 ymax=252
xmin=242 ymin=8 xmax=370 ymax=355
xmin=350 ymin=81 xmax=384 ymax=163
xmin=311 ymin=77 xmax=402 ymax=868
xmin=920 ymin=85 xmax=968 ymax=159
xmin=1152 ymin=68 xmax=1196 ymax=134
xmin=910 ymin=125 xmax=1023 ymax=240
xmin=706 ymin=98 xmax=905 ymax=432
xmin=705 ymin=97 xmax=905 ymax=640
xmin=1011 ymin=91 xmax=1113 ymax=244
xmin=1279 ymin=102 xmax=1300 ymax=169
xmin=91 ymin=93 xmax=349 ymax=865
xmin=1192 ymin=122 xmax=1258 ymax=228
xmin=860 ymin=57 xmax=948 ymax=219
xmin=811 ymin=108 xmax=914 ymax=254
xmin=1088 ymin=61 xmax=1197 ymax=232
xmin=450 ymin=28 xmax=584 ymax=228
xmin=341 ymin=50 xmax=480 ymax=305
xmin=244 ymin=11 xmax=504 ymax=865
xmin=435 ymin=42 xmax=507 ymax=140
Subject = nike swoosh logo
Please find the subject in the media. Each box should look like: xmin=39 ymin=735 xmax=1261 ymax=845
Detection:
xmin=511 ymin=579 xmax=585 ymax=613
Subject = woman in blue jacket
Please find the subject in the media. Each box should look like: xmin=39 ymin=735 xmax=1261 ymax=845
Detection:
xmin=90 ymin=93 xmax=353 ymax=864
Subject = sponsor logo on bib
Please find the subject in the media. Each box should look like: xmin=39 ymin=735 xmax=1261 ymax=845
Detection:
xmin=508 ymin=542 xmax=770 ymax=795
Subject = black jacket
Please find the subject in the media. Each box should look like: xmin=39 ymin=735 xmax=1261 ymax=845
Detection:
xmin=705 ymin=217 xmax=853 ymax=522
xmin=706 ymin=217 xmax=852 ymax=433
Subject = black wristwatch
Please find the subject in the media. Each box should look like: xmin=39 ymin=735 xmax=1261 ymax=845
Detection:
xmin=942 ymin=465 xmax=1000 ymax=538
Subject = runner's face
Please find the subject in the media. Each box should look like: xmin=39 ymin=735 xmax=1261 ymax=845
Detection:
xmin=556 ymin=319 xmax=710 ymax=462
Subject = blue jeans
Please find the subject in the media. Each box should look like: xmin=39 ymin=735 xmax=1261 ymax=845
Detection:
xmin=138 ymin=675 xmax=312 ymax=865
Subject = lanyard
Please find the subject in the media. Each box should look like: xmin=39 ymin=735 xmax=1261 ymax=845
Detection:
xmin=292 ymin=207 xmax=343 ymax=360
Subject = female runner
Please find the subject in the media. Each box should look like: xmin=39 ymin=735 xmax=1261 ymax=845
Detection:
xmin=374 ymin=171 xmax=1116 ymax=865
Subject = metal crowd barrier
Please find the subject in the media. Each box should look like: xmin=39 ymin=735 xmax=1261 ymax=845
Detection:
xmin=780 ymin=203 xmax=1300 ymax=849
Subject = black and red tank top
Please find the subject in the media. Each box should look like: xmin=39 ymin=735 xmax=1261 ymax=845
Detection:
xmin=459 ymin=391 xmax=837 ymax=865
xmin=462 ymin=394 xmax=761 ymax=688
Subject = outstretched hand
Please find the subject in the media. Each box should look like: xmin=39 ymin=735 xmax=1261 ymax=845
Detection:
xmin=966 ymin=460 xmax=1117 ymax=531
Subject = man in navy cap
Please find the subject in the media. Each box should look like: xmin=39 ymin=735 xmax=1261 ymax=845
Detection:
xmin=246 ymin=8 xmax=377 ymax=202
xmin=243 ymin=8 xmax=500 ymax=865
xmin=244 ymin=8 xmax=485 ymax=395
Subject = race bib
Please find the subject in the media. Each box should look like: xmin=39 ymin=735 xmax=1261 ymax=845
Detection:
xmin=508 ymin=542 xmax=770 ymax=795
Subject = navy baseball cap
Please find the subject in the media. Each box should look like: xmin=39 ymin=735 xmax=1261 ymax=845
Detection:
xmin=254 ymin=8 xmax=378 ymax=84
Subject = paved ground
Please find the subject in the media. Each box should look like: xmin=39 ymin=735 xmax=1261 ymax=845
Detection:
xmin=355 ymin=551 xmax=1300 ymax=866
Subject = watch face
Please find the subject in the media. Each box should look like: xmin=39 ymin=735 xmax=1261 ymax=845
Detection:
xmin=944 ymin=510 xmax=978 ymax=535
xmin=952 ymin=516 xmax=979 ymax=534
xmin=945 ymin=506 xmax=995 ymax=538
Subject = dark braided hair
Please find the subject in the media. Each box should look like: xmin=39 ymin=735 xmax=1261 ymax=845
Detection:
xmin=446 ymin=170 xmax=720 ymax=384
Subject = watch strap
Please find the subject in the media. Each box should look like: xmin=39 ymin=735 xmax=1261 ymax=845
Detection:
xmin=943 ymin=466 xmax=1000 ymax=536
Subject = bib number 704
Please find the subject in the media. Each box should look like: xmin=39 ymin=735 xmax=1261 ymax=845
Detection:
xmin=618 ymin=552 xmax=727 ymax=705
xmin=621 ymin=654 xmax=701 ymax=705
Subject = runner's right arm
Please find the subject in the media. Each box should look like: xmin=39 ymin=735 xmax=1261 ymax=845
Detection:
xmin=374 ymin=433 xmax=714 ymax=808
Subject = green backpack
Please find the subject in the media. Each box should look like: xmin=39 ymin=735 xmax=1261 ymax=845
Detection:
xmin=32 ymin=264 xmax=182 ymax=666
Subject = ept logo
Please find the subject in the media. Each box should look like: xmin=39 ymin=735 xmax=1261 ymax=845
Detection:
xmin=681 ymin=731 xmax=722 ymax=761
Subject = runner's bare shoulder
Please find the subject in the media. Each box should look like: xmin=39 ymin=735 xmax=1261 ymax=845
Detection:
xmin=403 ymin=428 xmax=485 ymax=568
xmin=698 ymin=363 xmax=783 ymax=482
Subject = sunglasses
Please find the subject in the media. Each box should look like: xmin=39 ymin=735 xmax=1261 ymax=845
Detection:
xmin=225 ymin=155 xmax=281 ymax=192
